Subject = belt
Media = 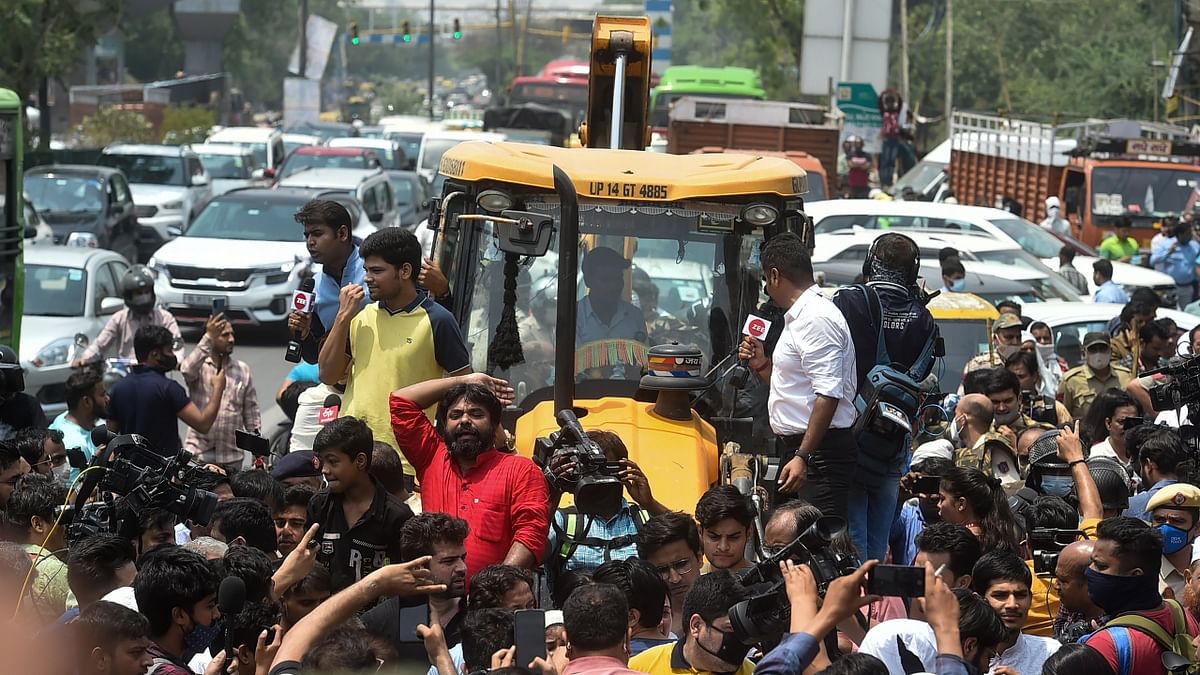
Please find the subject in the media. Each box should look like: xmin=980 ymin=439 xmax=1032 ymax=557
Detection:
xmin=778 ymin=428 xmax=852 ymax=447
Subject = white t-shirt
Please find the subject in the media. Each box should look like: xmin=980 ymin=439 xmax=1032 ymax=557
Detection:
xmin=289 ymin=382 xmax=337 ymax=453
xmin=988 ymin=632 xmax=1060 ymax=674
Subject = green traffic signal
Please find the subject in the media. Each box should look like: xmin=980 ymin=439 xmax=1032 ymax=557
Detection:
xmin=453 ymin=18 xmax=462 ymax=39
xmin=350 ymin=22 xmax=360 ymax=45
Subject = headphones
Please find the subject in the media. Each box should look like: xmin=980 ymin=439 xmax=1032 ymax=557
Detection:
xmin=862 ymin=232 xmax=921 ymax=287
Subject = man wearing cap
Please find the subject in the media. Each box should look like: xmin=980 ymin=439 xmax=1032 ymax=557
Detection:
xmin=577 ymin=246 xmax=649 ymax=380
xmin=1058 ymin=332 xmax=1132 ymax=421
xmin=962 ymin=314 xmax=1024 ymax=378
xmin=1147 ymin=484 xmax=1200 ymax=599
xmin=1040 ymin=196 xmax=1071 ymax=237
xmin=950 ymin=394 xmax=1022 ymax=492
xmin=271 ymin=450 xmax=324 ymax=491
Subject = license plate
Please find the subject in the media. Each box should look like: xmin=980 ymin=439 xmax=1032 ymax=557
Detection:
xmin=183 ymin=294 xmax=227 ymax=308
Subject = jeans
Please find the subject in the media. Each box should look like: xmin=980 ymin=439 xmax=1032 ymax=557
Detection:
xmin=785 ymin=428 xmax=858 ymax=523
xmin=847 ymin=464 xmax=903 ymax=562
xmin=1176 ymin=282 xmax=1196 ymax=310
xmin=880 ymin=137 xmax=899 ymax=187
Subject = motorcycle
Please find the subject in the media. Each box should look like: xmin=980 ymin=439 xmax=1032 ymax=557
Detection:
xmin=71 ymin=333 xmax=134 ymax=389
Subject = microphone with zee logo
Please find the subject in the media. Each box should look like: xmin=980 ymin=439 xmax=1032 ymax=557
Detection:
xmin=318 ymin=393 xmax=341 ymax=425
xmin=284 ymin=277 xmax=317 ymax=363
xmin=731 ymin=313 xmax=774 ymax=389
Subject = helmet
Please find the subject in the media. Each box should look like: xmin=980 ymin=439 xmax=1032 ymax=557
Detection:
xmin=1086 ymin=456 xmax=1132 ymax=511
xmin=121 ymin=266 xmax=156 ymax=313
xmin=0 ymin=345 xmax=24 ymax=396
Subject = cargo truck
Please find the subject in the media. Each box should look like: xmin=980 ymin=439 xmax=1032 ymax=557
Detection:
xmin=949 ymin=111 xmax=1200 ymax=247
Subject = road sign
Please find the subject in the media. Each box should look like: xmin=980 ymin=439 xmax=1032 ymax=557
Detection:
xmin=837 ymin=81 xmax=882 ymax=154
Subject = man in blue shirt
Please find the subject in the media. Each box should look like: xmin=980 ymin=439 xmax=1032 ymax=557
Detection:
xmin=106 ymin=326 xmax=226 ymax=454
xmin=1149 ymin=221 xmax=1200 ymax=308
xmin=290 ymin=200 xmax=368 ymax=364
xmin=1092 ymin=259 xmax=1129 ymax=304
xmin=49 ymin=368 xmax=107 ymax=483
xmin=1125 ymin=426 xmax=1185 ymax=521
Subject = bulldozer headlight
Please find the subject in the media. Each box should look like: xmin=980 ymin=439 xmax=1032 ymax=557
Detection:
xmin=740 ymin=203 xmax=779 ymax=226
xmin=477 ymin=189 xmax=514 ymax=213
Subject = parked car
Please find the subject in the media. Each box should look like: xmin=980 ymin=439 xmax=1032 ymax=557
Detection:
xmin=206 ymin=127 xmax=286 ymax=177
xmin=275 ymin=168 xmax=400 ymax=229
xmin=1023 ymin=301 xmax=1200 ymax=368
xmin=24 ymin=165 xmax=138 ymax=259
xmin=147 ymin=187 xmax=376 ymax=327
xmin=282 ymin=133 xmax=322 ymax=158
xmin=813 ymin=227 xmax=1086 ymax=303
xmin=327 ymin=137 xmax=408 ymax=170
xmin=814 ymin=260 xmax=1044 ymax=306
xmin=97 ymin=144 xmax=212 ymax=259
xmin=276 ymin=146 xmax=383 ymax=181
xmin=284 ymin=121 xmax=359 ymax=143
xmin=192 ymin=143 xmax=264 ymax=196
xmin=385 ymin=170 xmax=432 ymax=229
xmin=808 ymin=200 xmax=1176 ymax=302
xmin=21 ymin=246 xmax=130 ymax=414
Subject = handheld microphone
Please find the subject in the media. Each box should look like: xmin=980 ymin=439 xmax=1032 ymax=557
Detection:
xmin=218 ymin=576 xmax=247 ymax=661
xmin=731 ymin=313 xmax=774 ymax=389
xmin=318 ymin=393 xmax=341 ymax=425
xmin=284 ymin=277 xmax=317 ymax=363
xmin=90 ymin=425 xmax=117 ymax=448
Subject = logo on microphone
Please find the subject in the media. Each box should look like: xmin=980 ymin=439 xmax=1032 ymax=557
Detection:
xmin=291 ymin=290 xmax=315 ymax=314
xmin=742 ymin=315 xmax=773 ymax=340
xmin=318 ymin=404 xmax=339 ymax=425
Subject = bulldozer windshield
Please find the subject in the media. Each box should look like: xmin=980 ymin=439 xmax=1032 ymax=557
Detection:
xmin=457 ymin=197 xmax=769 ymax=409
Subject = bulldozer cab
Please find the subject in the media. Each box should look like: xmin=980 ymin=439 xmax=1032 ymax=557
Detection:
xmin=429 ymin=17 xmax=812 ymax=514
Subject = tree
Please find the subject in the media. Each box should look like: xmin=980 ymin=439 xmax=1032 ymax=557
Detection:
xmin=80 ymin=107 xmax=154 ymax=147
xmin=0 ymin=0 xmax=122 ymax=149
xmin=160 ymin=106 xmax=217 ymax=144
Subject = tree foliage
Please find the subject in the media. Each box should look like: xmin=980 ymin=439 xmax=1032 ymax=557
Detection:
xmin=80 ymin=107 xmax=154 ymax=146
xmin=0 ymin=0 xmax=121 ymax=98
xmin=160 ymin=106 xmax=217 ymax=144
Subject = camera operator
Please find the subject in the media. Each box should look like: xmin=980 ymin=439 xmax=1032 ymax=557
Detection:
xmin=1081 ymin=517 xmax=1200 ymax=673
xmin=980 ymin=367 xmax=1051 ymax=439
xmin=545 ymin=429 xmax=667 ymax=593
xmin=66 ymin=534 xmax=137 ymax=615
xmin=107 ymin=325 xmax=227 ymax=454
xmin=627 ymin=571 xmax=755 ymax=675
xmin=0 ymin=345 xmax=46 ymax=440
xmin=1125 ymin=425 xmax=1185 ymax=521
xmin=1005 ymin=351 xmax=1071 ymax=426
xmin=1053 ymin=541 xmax=1104 ymax=644
xmin=892 ymin=454 xmax=954 ymax=567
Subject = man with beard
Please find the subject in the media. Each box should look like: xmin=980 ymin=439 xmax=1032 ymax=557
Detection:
xmin=49 ymin=368 xmax=107 ymax=483
xmin=181 ymin=312 xmax=261 ymax=475
xmin=970 ymin=552 xmax=1060 ymax=673
xmin=390 ymin=372 xmax=549 ymax=578
xmin=107 ymin=325 xmax=225 ymax=454
xmin=363 ymin=512 xmax=470 ymax=658
xmin=307 ymin=416 xmax=413 ymax=594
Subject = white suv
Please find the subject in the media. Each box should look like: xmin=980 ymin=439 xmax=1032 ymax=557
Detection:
xmin=276 ymin=168 xmax=400 ymax=230
xmin=98 ymin=144 xmax=211 ymax=259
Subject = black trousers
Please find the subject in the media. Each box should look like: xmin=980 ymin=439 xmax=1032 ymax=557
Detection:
xmin=777 ymin=428 xmax=858 ymax=521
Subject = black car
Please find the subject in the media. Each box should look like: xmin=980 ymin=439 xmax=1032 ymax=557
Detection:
xmin=24 ymin=165 xmax=138 ymax=259
xmin=385 ymin=170 xmax=432 ymax=229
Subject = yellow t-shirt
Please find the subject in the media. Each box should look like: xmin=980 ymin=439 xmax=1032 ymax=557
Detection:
xmin=629 ymin=641 xmax=755 ymax=675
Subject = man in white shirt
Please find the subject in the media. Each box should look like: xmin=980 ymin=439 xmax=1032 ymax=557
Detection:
xmin=739 ymin=232 xmax=858 ymax=520
xmin=971 ymin=551 xmax=1060 ymax=673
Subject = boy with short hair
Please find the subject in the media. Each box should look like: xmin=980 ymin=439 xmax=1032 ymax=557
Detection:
xmin=637 ymin=511 xmax=704 ymax=638
xmin=76 ymin=600 xmax=154 ymax=675
xmin=694 ymin=485 xmax=754 ymax=572
xmin=970 ymin=551 xmax=1060 ymax=672
xmin=306 ymin=416 xmax=413 ymax=593
xmin=6 ymin=474 xmax=70 ymax=619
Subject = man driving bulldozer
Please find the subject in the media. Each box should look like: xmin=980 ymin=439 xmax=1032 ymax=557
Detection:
xmin=577 ymin=246 xmax=649 ymax=380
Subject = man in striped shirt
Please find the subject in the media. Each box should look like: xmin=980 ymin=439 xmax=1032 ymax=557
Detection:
xmin=181 ymin=313 xmax=261 ymax=474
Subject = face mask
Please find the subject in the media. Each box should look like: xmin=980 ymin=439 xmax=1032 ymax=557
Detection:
xmin=1159 ymin=523 xmax=1191 ymax=555
xmin=695 ymin=626 xmax=751 ymax=670
xmin=994 ymin=407 xmax=1020 ymax=426
xmin=1086 ymin=352 xmax=1111 ymax=371
xmin=51 ymin=462 xmax=70 ymax=485
xmin=950 ymin=415 xmax=966 ymax=443
xmin=1040 ymin=474 xmax=1074 ymax=497
xmin=950 ymin=278 xmax=967 ymax=292
xmin=1085 ymin=567 xmax=1162 ymax=615
xmin=183 ymin=617 xmax=222 ymax=657
xmin=1035 ymin=343 xmax=1056 ymax=362
xmin=996 ymin=343 xmax=1020 ymax=360
xmin=157 ymin=352 xmax=178 ymax=372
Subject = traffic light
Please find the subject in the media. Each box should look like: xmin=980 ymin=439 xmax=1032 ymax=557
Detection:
xmin=452 ymin=18 xmax=462 ymax=39
xmin=402 ymin=20 xmax=413 ymax=43
xmin=562 ymin=24 xmax=571 ymax=44
xmin=349 ymin=22 xmax=360 ymax=45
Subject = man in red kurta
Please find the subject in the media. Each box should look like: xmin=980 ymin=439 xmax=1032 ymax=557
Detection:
xmin=390 ymin=373 xmax=549 ymax=578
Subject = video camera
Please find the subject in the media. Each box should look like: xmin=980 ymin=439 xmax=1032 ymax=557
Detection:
xmin=1021 ymin=391 xmax=1058 ymax=426
xmin=533 ymin=409 xmax=623 ymax=516
xmin=66 ymin=428 xmax=219 ymax=544
xmin=728 ymin=516 xmax=858 ymax=645
xmin=1145 ymin=355 xmax=1200 ymax=412
xmin=1029 ymin=528 xmax=1084 ymax=576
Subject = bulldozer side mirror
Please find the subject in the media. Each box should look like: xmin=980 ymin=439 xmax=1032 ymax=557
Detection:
xmin=494 ymin=210 xmax=554 ymax=257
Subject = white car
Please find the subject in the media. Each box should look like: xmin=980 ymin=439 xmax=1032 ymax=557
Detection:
xmin=97 ymin=144 xmax=212 ymax=258
xmin=147 ymin=187 xmax=376 ymax=327
xmin=808 ymin=200 xmax=1176 ymax=302
xmin=813 ymin=227 xmax=1087 ymax=303
xmin=276 ymin=168 xmax=400 ymax=230
xmin=21 ymin=246 xmax=130 ymax=415
xmin=416 ymin=131 xmax=506 ymax=182
xmin=1023 ymin=301 xmax=1200 ymax=368
xmin=191 ymin=144 xmax=264 ymax=196
xmin=206 ymin=127 xmax=287 ymax=178
xmin=326 ymin=137 xmax=408 ymax=170
xmin=282 ymin=133 xmax=322 ymax=158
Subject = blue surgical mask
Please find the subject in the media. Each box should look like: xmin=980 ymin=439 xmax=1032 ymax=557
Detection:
xmin=1159 ymin=523 xmax=1191 ymax=555
xmin=1040 ymin=475 xmax=1074 ymax=497
xmin=951 ymin=278 xmax=967 ymax=292
xmin=183 ymin=618 xmax=222 ymax=657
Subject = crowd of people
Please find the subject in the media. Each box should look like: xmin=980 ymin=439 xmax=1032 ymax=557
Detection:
xmin=3 ymin=199 xmax=1200 ymax=675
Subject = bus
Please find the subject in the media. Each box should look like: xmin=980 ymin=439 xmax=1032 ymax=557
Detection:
xmin=0 ymin=88 xmax=23 ymax=351
xmin=648 ymin=65 xmax=766 ymax=130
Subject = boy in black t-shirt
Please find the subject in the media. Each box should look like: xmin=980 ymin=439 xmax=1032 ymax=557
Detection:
xmin=306 ymin=416 xmax=412 ymax=593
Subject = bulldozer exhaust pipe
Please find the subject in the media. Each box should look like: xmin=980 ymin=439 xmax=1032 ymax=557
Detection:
xmin=553 ymin=164 xmax=579 ymax=415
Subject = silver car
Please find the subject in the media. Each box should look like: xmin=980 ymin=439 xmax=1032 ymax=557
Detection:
xmin=21 ymin=246 xmax=131 ymax=415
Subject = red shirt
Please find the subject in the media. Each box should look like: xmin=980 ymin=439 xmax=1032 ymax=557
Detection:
xmin=390 ymin=393 xmax=550 ymax=577
xmin=1085 ymin=602 xmax=1200 ymax=674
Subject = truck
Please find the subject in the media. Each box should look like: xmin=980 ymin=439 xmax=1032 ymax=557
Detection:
xmin=949 ymin=111 xmax=1200 ymax=247
xmin=649 ymin=65 xmax=766 ymax=132
xmin=667 ymin=96 xmax=840 ymax=200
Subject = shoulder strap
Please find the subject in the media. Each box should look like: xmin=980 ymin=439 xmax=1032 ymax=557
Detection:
xmin=1107 ymin=612 xmax=1178 ymax=652
xmin=859 ymin=284 xmax=891 ymax=365
xmin=1109 ymin=627 xmax=1135 ymax=675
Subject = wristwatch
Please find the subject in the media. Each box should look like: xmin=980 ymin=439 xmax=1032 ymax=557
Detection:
xmin=794 ymin=450 xmax=810 ymax=462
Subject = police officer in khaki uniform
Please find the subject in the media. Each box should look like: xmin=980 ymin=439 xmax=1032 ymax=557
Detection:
xmin=963 ymin=313 xmax=1024 ymax=375
xmin=950 ymin=393 xmax=1023 ymax=493
xmin=1058 ymin=331 xmax=1132 ymax=421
